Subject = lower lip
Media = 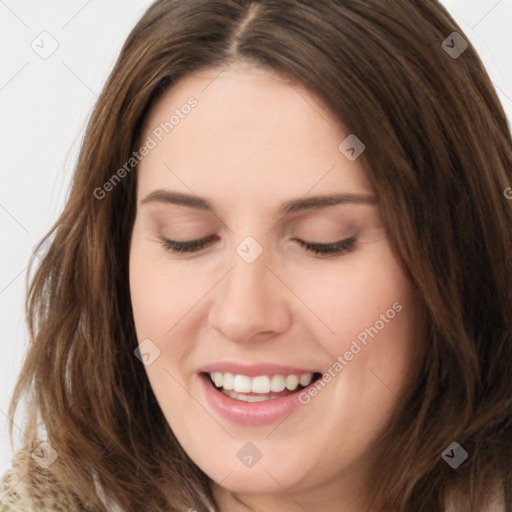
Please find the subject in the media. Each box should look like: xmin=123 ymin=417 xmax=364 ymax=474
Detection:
xmin=198 ymin=373 xmax=314 ymax=425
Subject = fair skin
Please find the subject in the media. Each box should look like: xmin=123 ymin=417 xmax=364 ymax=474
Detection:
xmin=129 ymin=61 xmax=423 ymax=512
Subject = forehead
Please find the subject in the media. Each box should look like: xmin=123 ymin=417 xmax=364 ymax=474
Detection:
xmin=137 ymin=63 xmax=375 ymax=206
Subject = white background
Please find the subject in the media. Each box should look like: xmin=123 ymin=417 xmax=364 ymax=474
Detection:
xmin=1 ymin=0 xmax=511 ymax=475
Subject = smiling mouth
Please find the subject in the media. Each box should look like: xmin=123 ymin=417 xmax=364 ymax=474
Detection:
xmin=203 ymin=371 xmax=323 ymax=402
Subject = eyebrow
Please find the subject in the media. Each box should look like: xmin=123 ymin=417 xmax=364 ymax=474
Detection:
xmin=140 ymin=189 xmax=378 ymax=215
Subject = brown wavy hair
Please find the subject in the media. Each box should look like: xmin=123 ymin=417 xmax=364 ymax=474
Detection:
xmin=6 ymin=0 xmax=512 ymax=510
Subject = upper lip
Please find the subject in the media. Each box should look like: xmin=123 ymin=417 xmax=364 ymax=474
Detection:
xmin=198 ymin=361 xmax=321 ymax=377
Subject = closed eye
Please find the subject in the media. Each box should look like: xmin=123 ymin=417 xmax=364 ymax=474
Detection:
xmin=158 ymin=234 xmax=357 ymax=256
xmin=292 ymin=235 xmax=357 ymax=255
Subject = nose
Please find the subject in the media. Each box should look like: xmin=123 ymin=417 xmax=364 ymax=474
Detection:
xmin=207 ymin=239 xmax=291 ymax=344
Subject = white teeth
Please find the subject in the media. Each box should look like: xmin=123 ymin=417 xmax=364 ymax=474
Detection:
xmin=222 ymin=372 xmax=234 ymax=390
xmin=299 ymin=373 xmax=314 ymax=386
xmin=285 ymin=375 xmax=299 ymax=390
xmin=208 ymin=371 xmax=316 ymax=394
xmin=251 ymin=376 xmax=270 ymax=393
xmin=213 ymin=372 xmax=223 ymax=388
xmin=221 ymin=389 xmax=279 ymax=402
xmin=270 ymin=375 xmax=286 ymax=392
xmin=233 ymin=374 xmax=252 ymax=393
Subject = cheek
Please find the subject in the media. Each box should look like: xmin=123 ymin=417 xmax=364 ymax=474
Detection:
xmin=287 ymin=241 xmax=415 ymax=355
xmin=129 ymin=241 xmax=200 ymax=423
xmin=287 ymin=241 xmax=421 ymax=427
xmin=128 ymin=236 xmax=211 ymax=401
xmin=129 ymin=237 xmax=198 ymax=339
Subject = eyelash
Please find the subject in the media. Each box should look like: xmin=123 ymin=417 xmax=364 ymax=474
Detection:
xmin=158 ymin=234 xmax=357 ymax=256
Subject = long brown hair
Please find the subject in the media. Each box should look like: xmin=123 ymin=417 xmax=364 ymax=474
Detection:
xmin=6 ymin=1 xmax=512 ymax=510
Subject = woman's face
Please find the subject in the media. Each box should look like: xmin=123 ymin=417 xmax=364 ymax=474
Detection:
xmin=129 ymin=62 xmax=423 ymax=510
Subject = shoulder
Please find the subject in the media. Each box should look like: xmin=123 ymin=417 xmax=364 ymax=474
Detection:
xmin=0 ymin=439 xmax=85 ymax=511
